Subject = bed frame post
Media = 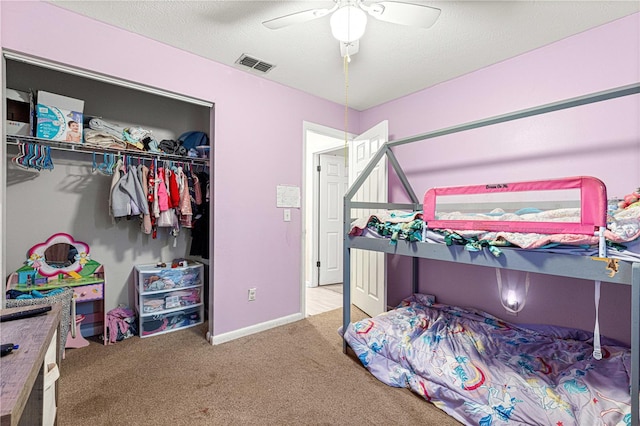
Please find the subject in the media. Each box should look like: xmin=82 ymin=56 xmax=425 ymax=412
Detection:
xmin=343 ymin=197 xmax=352 ymax=354
xmin=632 ymin=263 xmax=640 ymax=426
xmin=412 ymin=257 xmax=419 ymax=295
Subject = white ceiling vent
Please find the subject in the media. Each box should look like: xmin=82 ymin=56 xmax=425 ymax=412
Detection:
xmin=235 ymin=54 xmax=275 ymax=74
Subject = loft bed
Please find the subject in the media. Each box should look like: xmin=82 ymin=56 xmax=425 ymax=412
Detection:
xmin=341 ymin=82 xmax=640 ymax=425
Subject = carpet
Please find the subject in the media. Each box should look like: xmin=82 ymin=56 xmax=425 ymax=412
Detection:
xmin=57 ymin=307 xmax=461 ymax=425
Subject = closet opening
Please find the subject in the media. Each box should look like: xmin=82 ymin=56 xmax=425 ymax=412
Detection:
xmin=2 ymin=52 xmax=215 ymax=343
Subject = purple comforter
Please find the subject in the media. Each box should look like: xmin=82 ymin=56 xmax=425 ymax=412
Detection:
xmin=343 ymin=294 xmax=631 ymax=425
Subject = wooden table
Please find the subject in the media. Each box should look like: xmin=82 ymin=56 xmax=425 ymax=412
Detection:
xmin=0 ymin=304 xmax=62 ymax=426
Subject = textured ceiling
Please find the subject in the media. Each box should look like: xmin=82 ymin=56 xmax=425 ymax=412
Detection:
xmin=49 ymin=1 xmax=639 ymax=111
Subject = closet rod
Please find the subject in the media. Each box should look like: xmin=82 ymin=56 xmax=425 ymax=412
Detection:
xmin=6 ymin=135 xmax=209 ymax=165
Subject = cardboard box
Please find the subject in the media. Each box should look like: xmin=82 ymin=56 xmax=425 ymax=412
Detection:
xmin=6 ymin=88 xmax=34 ymax=136
xmin=35 ymin=91 xmax=84 ymax=142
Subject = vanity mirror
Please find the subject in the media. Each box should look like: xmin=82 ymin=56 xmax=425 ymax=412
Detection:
xmin=27 ymin=233 xmax=90 ymax=277
xmin=6 ymin=233 xmax=107 ymax=344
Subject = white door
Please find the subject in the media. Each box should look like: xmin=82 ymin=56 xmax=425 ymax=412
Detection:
xmin=318 ymin=153 xmax=348 ymax=285
xmin=349 ymin=120 xmax=388 ymax=316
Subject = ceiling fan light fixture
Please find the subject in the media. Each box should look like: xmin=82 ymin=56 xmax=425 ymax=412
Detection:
xmin=330 ymin=5 xmax=367 ymax=43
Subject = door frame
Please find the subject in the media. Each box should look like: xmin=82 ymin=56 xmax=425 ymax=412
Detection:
xmin=301 ymin=121 xmax=353 ymax=316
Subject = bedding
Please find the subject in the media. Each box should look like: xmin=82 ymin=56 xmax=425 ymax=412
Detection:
xmin=348 ymin=203 xmax=640 ymax=260
xmin=342 ymin=294 xmax=632 ymax=425
xmin=349 ymin=177 xmax=640 ymax=259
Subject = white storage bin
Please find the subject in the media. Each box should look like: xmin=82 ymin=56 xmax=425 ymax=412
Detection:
xmin=134 ymin=262 xmax=204 ymax=338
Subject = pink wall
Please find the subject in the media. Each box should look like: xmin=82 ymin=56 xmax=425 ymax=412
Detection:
xmin=2 ymin=2 xmax=638 ymax=344
xmin=361 ymin=14 xmax=640 ymax=344
xmin=1 ymin=2 xmax=358 ymax=336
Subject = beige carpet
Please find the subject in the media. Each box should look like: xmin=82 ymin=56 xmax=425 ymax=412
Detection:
xmin=58 ymin=307 xmax=462 ymax=425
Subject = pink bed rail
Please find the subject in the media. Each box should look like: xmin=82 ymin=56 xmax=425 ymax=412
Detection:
xmin=423 ymin=176 xmax=607 ymax=235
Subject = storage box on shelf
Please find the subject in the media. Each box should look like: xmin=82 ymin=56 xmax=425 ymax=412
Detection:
xmin=134 ymin=262 xmax=204 ymax=337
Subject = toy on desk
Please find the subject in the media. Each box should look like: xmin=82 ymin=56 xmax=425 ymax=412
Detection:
xmin=7 ymin=234 xmax=108 ymax=354
xmin=13 ymin=233 xmax=101 ymax=288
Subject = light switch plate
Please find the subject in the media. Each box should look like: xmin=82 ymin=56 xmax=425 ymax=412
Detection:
xmin=284 ymin=209 xmax=291 ymax=222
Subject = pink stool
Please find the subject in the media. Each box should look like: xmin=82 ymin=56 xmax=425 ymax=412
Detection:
xmin=66 ymin=314 xmax=90 ymax=349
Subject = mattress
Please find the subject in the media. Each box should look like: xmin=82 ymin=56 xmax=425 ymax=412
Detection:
xmin=342 ymin=294 xmax=632 ymax=425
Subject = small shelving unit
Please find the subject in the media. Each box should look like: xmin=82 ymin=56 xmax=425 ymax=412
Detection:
xmin=134 ymin=262 xmax=204 ymax=338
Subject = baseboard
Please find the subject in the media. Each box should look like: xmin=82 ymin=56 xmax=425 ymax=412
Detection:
xmin=211 ymin=312 xmax=304 ymax=345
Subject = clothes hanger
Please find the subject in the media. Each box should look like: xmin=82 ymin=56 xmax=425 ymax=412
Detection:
xmin=97 ymin=152 xmax=110 ymax=175
xmin=24 ymin=143 xmax=36 ymax=169
xmin=37 ymin=144 xmax=49 ymax=171
xmin=12 ymin=142 xmax=29 ymax=170
xmin=12 ymin=142 xmax=26 ymax=167
xmin=41 ymin=146 xmax=54 ymax=171
xmin=109 ymin=153 xmax=117 ymax=175
xmin=34 ymin=144 xmax=45 ymax=171
xmin=17 ymin=143 xmax=30 ymax=168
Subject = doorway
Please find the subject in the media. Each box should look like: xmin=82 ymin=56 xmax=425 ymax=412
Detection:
xmin=302 ymin=122 xmax=350 ymax=316
xmin=301 ymin=120 xmax=388 ymax=318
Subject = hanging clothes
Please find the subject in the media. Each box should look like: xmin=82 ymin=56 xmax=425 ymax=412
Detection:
xmin=148 ymin=162 xmax=159 ymax=239
xmin=157 ymin=167 xmax=170 ymax=212
xmin=178 ymin=167 xmax=193 ymax=228
xmin=139 ymin=164 xmax=152 ymax=234
xmin=100 ymin=157 xmax=203 ymax=240
xmin=168 ymin=168 xmax=180 ymax=208
xmin=109 ymin=158 xmax=126 ymax=220
xmin=111 ymin=164 xmax=148 ymax=219
xmin=190 ymin=170 xmax=210 ymax=259
xmin=128 ymin=165 xmax=149 ymax=217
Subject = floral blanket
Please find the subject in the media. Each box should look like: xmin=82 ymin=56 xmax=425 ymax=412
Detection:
xmin=433 ymin=205 xmax=640 ymax=250
xmin=343 ymin=294 xmax=632 ymax=426
xmin=349 ymin=205 xmax=640 ymax=256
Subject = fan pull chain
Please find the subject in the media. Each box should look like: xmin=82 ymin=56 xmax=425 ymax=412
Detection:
xmin=343 ymin=53 xmax=349 ymax=166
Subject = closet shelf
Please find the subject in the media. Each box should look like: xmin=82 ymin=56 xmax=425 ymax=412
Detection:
xmin=6 ymin=135 xmax=210 ymax=165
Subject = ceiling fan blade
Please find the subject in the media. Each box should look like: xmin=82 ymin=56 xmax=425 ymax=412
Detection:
xmin=262 ymin=7 xmax=333 ymax=30
xmin=367 ymin=1 xmax=441 ymax=29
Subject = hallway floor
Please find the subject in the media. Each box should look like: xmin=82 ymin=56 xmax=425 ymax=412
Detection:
xmin=306 ymin=284 xmax=342 ymax=316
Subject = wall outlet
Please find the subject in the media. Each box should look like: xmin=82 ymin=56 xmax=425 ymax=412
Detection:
xmin=248 ymin=287 xmax=257 ymax=301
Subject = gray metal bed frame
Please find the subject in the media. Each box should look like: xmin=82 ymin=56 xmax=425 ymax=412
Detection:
xmin=342 ymin=82 xmax=640 ymax=424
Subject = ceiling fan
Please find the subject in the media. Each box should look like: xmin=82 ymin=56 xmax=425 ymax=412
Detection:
xmin=263 ymin=0 xmax=441 ymax=58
